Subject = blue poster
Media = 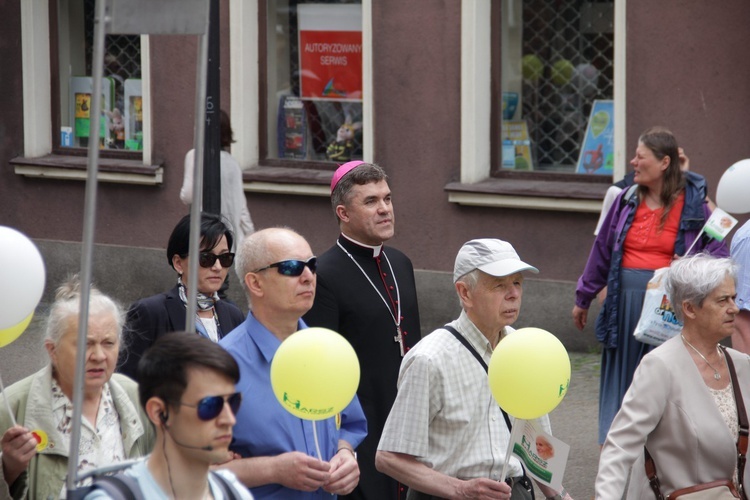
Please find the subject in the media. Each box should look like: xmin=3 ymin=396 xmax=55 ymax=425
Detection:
xmin=576 ymin=100 xmax=614 ymax=175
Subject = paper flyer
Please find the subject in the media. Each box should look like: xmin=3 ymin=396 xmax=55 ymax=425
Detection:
xmin=703 ymin=208 xmax=738 ymax=242
xmin=511 ymin=420 xmax=570 ymax=490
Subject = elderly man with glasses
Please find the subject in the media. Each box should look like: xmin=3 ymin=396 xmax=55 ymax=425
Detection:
xmin=219 ymin=227 xmax=367 ymax=499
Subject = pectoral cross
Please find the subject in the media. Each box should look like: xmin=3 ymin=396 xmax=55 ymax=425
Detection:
xmin=394 ymin=326 xmax=405 ymax=357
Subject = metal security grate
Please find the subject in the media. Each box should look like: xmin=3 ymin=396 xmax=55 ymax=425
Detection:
xmin=84 ymin=0 xmax=141 ymax=148
xmin=520 ymin=0 xmax=613 ymax=172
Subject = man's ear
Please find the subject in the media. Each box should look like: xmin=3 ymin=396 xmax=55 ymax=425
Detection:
xmin=455 ymin=281 xmax=472 ymax=308
xmin=335 ymin=204 xmax=349 ymax=223
xmin=245 ymin=271 xmax=263 ymax=298
xmin=145 ymin=397 xmax=169 ymax=427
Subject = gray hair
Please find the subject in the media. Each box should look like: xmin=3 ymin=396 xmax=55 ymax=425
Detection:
xmin=234 ymin=227 xmax=298 ymax=300
xmin=664 ymin=254 xmax=738 ymax=322
xmin=45 ymin=275 xmax=125 ymax=348
xmin=455 ymin=269 xmax=483 ymax=307
xmin=331 ymin=163 xmax=388 ymax=223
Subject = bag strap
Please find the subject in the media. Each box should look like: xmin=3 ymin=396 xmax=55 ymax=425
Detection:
xmin=644 ymin=347 xmax=749 ymax=500
xmin=722 ymin=346 xmax=749 ymax=499
xmin=443 ymin=325 xmax=512 ymax=431
xmin=643 ymin=448 xmax=666 ymax=500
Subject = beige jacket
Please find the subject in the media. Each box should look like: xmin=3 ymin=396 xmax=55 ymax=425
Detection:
xmin=0 ymin=366 xmax=154 ymax=499
xmin=596 ymin=336 xmax=750 ymax=498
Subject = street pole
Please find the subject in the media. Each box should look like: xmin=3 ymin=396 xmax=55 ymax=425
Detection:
xmin=202 ymin=0 xmax=221 ymax=215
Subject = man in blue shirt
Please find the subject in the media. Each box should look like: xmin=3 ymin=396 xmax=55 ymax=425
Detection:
xmin=220 ymin=228 xmax=367 ymax=499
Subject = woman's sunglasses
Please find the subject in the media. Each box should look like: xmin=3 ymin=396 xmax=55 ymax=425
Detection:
xmin=253 ymin=257 xmax=317 ymax=276
xmin=198 ymin=252 xmax=235 ymax=269
xmin=176 ymin=392 xmax=242 ymax=421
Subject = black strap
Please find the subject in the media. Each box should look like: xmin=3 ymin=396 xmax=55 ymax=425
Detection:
xmin=443 ymin=325 xmax=513 ymax=431
xmin=644 ymin=347 xmax=749 ymax=500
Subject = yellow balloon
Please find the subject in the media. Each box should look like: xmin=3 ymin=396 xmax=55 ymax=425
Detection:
xmin=488 ymin=328 xmax=570 ymax=420
xmin=271 ymin=327 xmax=360 ymax=421
xmin=0 ymin=313 xmax=33 ymax=348
xmin=551 ymin=59 xmax=574 ymax=86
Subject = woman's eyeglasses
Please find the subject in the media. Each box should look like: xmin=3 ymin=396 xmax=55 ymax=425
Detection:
xmin=253 ymin=257 xmax=317 ymax=276
xmin=175 ymin=392 xmax=242 ymax=421
xmin=198 ymin=252 xmax=235 ymax=268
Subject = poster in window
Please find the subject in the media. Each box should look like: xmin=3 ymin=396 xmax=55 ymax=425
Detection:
xmin=124 ymin=79 xmax=143 ymax=151
xmin=576 ymin=100 xmax=614 ymax=175
xmin=277 ymin=96 xmax=307 ymax=159
xmin=297 ymin=4 xmax=362 ymax=101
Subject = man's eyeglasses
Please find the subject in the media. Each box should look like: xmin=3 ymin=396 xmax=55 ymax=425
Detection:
xmin=175 ymin=392 xmax=242 ymax=421
xmin=253 ymin=257 xmax=317 ymax=276
xmin=198 ymin=252 xmax=235 ymax=269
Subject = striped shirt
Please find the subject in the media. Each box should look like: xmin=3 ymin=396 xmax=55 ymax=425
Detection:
xmin=378 ymin=310 xmax=551 ymax=481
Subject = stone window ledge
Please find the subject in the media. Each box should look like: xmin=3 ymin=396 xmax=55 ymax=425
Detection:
xmin=11 ymin=154 xmax=163 ymax=185
xmin=445 ymin=177 xmax=610 ymax=213
xmin=242 ymin=166 xmax=332 ymax=197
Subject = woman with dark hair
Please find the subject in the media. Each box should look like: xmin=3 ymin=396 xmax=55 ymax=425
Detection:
xmin=180 ymin=110 xmax=255 ymax=247
xmin=572 ymin=127 xmax=729 ymax=445
xmin=118 ymin=213 xmax=245 ymax=380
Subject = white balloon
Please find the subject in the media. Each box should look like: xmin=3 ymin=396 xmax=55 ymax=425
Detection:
xmin=717 ymin=159 xmax=750 ymax=215
xmin=0 ymin=227 xmax=46 ymax=329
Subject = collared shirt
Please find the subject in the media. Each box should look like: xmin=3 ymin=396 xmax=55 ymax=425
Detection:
xmin=50 ymin=378 xmax=126 ymax=475
xmin=731 ymin=220 xmax=750 ymax=311
xmin=219 ymin=313 xmax=368 ymax=499
xmin=378 ymin=310 xmax=551 ymax=481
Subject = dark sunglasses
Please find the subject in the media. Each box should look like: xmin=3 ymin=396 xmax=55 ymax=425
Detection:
xmin=198 ymin=252 xmax=235 ymax=268
xmin=175 ymin=392 xmax=242 ymax=421
xmin=254 ymin=257 xmax=317 ymax=276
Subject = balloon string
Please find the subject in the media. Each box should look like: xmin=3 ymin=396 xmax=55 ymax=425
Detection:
xmin=312 ymin=420 xmax=323 ymax=461
xmin=500 ymin=419 xmax=524 ymax=483
xmin=0 ymin=372 xmax=17 ymax=427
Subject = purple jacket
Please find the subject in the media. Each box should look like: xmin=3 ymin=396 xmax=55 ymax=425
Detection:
xmin=576 ymin=172 xmax=728 ymax=348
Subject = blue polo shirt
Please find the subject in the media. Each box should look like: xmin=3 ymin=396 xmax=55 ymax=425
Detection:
xmin=220 ymin=313 xmax=367 ymax=499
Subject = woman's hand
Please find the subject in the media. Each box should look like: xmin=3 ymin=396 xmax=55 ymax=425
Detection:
xmin=1 ymin=425 xmax=37 ymax=486
xmin=572 ymin=305 xmax=589 ymax=331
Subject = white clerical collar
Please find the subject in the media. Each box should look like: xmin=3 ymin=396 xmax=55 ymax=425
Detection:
xmin=340 ymin=233 xmax=383 ymax=257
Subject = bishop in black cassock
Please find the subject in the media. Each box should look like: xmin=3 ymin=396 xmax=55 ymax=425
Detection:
xmin=304 ymin=161 xmax=422 ymax=500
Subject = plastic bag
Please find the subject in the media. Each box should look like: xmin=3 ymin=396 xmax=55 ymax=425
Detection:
xmin=633 ymin=267 xmax=683 ymax=346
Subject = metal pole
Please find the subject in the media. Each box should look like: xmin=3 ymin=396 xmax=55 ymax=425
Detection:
xmin=66 ymin=0 xmax=108 ymax=495
xmin=202 ymin=0 xmax=221 ymax=215
xmin=186 ymin=15 xmax=211 ymax=333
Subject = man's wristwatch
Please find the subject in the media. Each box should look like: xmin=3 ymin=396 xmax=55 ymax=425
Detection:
xmin=337 ymin=447 xmax=357 ymax=460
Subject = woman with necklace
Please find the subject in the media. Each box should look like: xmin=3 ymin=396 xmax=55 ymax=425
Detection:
xmin=596 ymin=254 xmax=750 ymax=498
xmin=118 ymin=213 xmax=245 ymax=380
xmin=572 ymin=127 xmax=728 ymax=446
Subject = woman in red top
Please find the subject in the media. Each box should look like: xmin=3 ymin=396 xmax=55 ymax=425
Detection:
xmin=572 ymin=126 xmax=728 ymax=444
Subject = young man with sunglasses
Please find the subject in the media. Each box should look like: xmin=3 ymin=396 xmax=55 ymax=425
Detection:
xmin=303 ymin=162 xmax=421 ymax=500
xmin=119 ymin=212 xmax=245 ymax=379
xmin=85 ymin=333 xmax=252 ymax=499
xmin=219 ymin=228 xmax=367 ymax=499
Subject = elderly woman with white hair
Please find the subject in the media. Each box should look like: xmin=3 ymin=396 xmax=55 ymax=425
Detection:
xmin=596 ymin=254 xmax=750 ymax=499
xmin=0 ymin=277 xmax=154 ymax=499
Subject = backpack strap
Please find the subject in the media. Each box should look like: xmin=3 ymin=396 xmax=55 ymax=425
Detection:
xmin=210 ymin=470 xmax=241 ymax=500
xmin=87 ymin=474 xmax=144 ymax=500
xmin=619 ymin=184 xmax=639 ymax=210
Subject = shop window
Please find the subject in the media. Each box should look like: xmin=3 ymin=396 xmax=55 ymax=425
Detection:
xmin=494 ymin=0 xmax=614 ymax=177
xmin=56 ymin=0 xmax=143 ymax=153
xmin=263 ymin=0 xmax=363 ymax=167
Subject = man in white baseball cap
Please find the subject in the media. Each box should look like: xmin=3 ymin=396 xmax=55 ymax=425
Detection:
xmin=376 ymin=239 xmax=572 ymax=500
